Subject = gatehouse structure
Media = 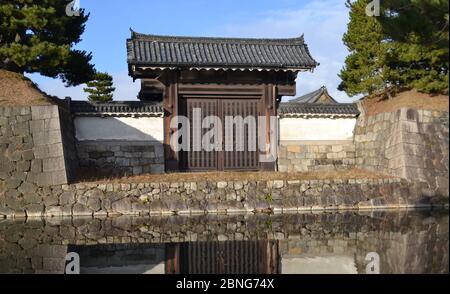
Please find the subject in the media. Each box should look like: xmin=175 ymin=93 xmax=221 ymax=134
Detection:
xmin=71 ymin=31 xmax=360 ymax=175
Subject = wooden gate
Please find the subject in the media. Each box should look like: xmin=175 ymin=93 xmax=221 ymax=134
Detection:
xmin=180 ymin=97 xmax=260 ymax=171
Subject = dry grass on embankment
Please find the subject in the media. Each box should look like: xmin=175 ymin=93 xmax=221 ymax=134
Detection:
xmin=363 ymin=89 xmax=449 ymax=116
xmin=79 ymin=168 xmax=393 ymax=185
xmin=0 ymin=69 xmax=53 ymax=107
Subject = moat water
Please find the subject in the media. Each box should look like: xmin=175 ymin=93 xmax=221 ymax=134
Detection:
xmin=0 ymin=210 xmax=448 ymax=274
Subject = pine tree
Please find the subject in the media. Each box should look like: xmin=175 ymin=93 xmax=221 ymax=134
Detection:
xmin=339 ymin=0 xmax=449 ymax=97
xmin=339 ymin=0 xmax=393 ymax=97
xmin=379 ymin=0 xmax=449 ymax=94
xmin=83 ymin=72 xmax=115 ymax=102
xmin=0 ymin=0 xmax=95 ymax=86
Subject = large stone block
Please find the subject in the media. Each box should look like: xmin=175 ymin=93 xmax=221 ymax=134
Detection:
xmin=42 ymin=157 xmax=65 ymax=172
xmin=25 ymin=203 xmax=44 ymax=217
xmin=31 ymin=105 xmax=59 ymax=120
xmin=36 ymin=172 xmax=67 ymax=187
xmin=36 ymin=172 xmax=52 ymax=187
xmin=30 ymin=159 xmax=43 ymax=173
xmin=0 ymin=117 xmax=8 ymax=126
xmin=60 ymin=191 xmax=75 ymax=205
xmin=11 ymin=121 xmax=30 ymax=136
xmin=87 ymin=197 xmax=102 ymax=212
xmin=51 ymin=171 xmax=68 ymax=186
xmin=72 ymin=203 xmax=93 ymax=216
xmin=5 ymin=178 xmax=22 ymax=189
xmin=29 ymin=120 xmax=45 ymax=134
xmin=18 ymin=182 xmax=37 ymax=194
xmin=44 ymin=118 xmax=62 ymax=131
xmin=21 ymin=149 xmax=34 ymax=161
xmin=45 ymin=206 xmax=65 ymax=217
xmin=111 ymin=198 xmax=133 ymax=215
xmin=15 ymin=160 xmax=30 ymax=172
xmin=33 ymin=145 xmax=49 ymax=159
xmin=32 ymin=130 xmax=62 ymax=146
xmin=47 ymin=143 xmax=64 ymax=157
xmin=42 ymin=192 xmax=58 ymax=207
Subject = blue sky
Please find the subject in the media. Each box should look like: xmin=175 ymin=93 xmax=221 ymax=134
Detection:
xmin=28 ymin=0 xmax=354 ymax=102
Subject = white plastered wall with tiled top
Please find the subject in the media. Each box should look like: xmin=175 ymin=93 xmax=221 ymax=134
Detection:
xmin=73 ymin=116 xmax=165 ymax=175
xmin=279 ymin=117 xmax=357 ymax=143
xmin=277 ymin=116 xmax=358 ymax=172
xmin=74 ymin=117 xmax=164 ymax=142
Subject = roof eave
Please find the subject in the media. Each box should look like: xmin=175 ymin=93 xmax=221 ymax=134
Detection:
xmin=129 ymin=63 xmax=316 ymax=74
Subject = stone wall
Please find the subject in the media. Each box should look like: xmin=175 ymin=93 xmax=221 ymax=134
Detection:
xmin=355 ymin=107 xmax=449 ymax=196
xmin=28 ymin=105 xmax=75 ymax=185
xmin=0 ymin=176 xmax=446 ymax=218
xmin=278 ymin=141 xmax=356 ymax=172
xmin=77 ymin=141 xmax=164 ymax=177
xmin=1 ymin=105 xmax=78 ymax=217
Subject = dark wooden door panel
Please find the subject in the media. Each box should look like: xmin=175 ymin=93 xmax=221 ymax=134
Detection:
xmin=181 ymin=97 xmax=260 ymax=171
xmin=222 ymin=99 xmax=259 ymax=171
xmin=183 ymin=98 xmax=219 ymax=171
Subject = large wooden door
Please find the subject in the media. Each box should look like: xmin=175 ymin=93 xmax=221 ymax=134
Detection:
xmin=180 ymin=97 xmax=260 ymax=171
xmin=222 ymin=99 xmax=259 ymax=170
xmin=181 ymin=98 xmax=219 ymax=171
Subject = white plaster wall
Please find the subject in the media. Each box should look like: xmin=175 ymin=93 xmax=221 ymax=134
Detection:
xmin=281 ymin=256 xmax=358 ymax=274
xmin=75 ymin=117 xmax=164 ymax=142
xmin=279 ymin=117 xmax=356 ymax=141
xmin=81 ymin=263 xmax=165 ymax=274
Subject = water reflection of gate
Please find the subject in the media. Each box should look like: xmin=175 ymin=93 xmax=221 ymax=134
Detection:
xmin=165 ymin=240 xmax=280 ymax=274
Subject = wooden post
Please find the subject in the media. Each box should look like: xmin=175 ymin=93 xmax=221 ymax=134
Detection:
xmin=260 ymin=82 xmax=277 ymax=171
xmin=163 ymin=71 xmax=180 ymax=172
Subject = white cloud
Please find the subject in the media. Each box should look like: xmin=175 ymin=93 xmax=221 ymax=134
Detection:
xmin=214 ymin=0 xmax=355 ymax=103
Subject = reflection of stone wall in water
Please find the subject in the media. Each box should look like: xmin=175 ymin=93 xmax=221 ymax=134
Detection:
xmin=280 ymin=212 xmax=449 ymax=274
xmin=71 ymin=244 xmax=165 ymax=274
xmin=0 ymin=211 xmax=447 ymax=274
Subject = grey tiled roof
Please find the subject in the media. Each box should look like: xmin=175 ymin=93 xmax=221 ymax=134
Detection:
xmin=127 ymin=31 xmax=318 ymax=71
xmin=278 ymin=103 xmax=360 ymax=117
xmin=289 ymin=86 xmax=338 ymax=104
xmin=71 ymin=101 xmax=164 ymax=116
